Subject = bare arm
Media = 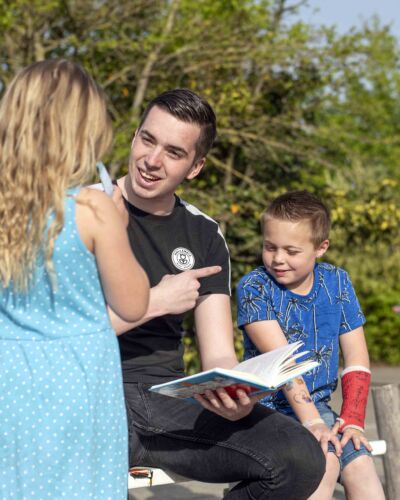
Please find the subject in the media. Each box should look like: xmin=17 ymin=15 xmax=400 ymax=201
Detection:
xmin=76 ymin=188 xmax=149 ymax=322
xmin=245 ymin=319 xmax=341 ymax=455
xmin=244 ymin=320 xmax=318 ymax=419
xmin=193 ymin=294 xmax=264 ymax=421
xmin=339 ymin=326 xmax=370 ymax=369
xmin=195 ymin=294 xmax=238 ymax=370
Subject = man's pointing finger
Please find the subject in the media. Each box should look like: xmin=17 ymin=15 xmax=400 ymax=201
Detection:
xmin=190 ymin=266 xmax=222 ymax=279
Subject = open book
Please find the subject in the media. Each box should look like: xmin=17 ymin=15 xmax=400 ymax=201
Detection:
xmin=149 ymin=341 xmax=319 ymax=400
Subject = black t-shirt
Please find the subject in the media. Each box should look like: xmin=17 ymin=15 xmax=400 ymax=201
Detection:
xmin=118 ymin=195 xmax=231 ymax=384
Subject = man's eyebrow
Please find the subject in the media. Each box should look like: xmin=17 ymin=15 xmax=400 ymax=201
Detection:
xmin=140 ymin=128 xmax=189 ymax=156
xmin=139 ymin=129 xmax=156 ymax=141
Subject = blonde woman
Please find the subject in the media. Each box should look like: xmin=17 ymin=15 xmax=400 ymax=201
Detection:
xmin=0 ymin=59 xmax=149 ymax=498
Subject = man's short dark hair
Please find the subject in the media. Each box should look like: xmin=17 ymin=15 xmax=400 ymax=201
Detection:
xmin=262 ymin=190 xmax=331 ymax=247
xmin=139 ymin=88 xmax=217 ymax=161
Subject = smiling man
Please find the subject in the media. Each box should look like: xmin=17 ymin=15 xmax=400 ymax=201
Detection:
xmin=109 ymin=89 xmax=325 ymax=499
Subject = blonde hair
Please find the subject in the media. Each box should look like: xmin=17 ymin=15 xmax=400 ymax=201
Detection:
xmin=0 ymin=59 xmax=113 ymax=291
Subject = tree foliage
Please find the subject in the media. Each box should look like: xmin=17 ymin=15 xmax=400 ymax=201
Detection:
xmin=1 ymin=0 xmax=399 ymax=367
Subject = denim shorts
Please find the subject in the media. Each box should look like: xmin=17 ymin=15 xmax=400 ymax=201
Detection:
xmin=302 ymin=402 xmax=372 ymax=472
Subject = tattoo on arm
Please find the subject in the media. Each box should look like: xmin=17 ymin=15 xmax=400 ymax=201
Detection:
xmin=294 ymin=391 xmax=313 ymax=404
xmin=285 ymin=378 xmax=305 ymax=392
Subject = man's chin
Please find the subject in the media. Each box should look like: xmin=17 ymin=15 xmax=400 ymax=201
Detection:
xmin=131 ymin=179 xmax=159 ymax=197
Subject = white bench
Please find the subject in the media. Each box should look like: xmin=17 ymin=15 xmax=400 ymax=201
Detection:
xmin=370 ymin=439 xmax=387 ymax=456
xmin=128 ymin=467 xmax=188 ymax=489
xmin=127 ymin=439 xmax=387 ymax=489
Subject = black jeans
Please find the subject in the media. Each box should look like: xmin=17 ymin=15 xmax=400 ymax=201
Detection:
xmin=125 ymin=383 xmax=325 ymax=499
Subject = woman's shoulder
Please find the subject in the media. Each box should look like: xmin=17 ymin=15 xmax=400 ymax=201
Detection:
xmin=75 ymin=186 xmax=110 ymax=204
xmin=75 ymin=187 xmax=119 ymax=220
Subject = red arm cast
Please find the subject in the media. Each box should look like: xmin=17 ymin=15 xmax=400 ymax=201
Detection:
xmin=337 ymin=366 xmax=371 ymax=433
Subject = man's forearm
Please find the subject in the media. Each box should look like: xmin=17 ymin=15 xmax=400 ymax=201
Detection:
xmin=195 ymin=294 xmax=238 ymax=370
xmin=201 ymin=355 xmax=239 ymax=371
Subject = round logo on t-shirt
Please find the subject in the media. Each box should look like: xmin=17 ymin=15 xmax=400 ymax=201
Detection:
xmin=171 ymin=247 xmax=195 ymax=270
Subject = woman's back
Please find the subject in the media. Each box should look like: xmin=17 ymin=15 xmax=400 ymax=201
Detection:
xmin=1 ymin=190 xmax=111 ymax=339
xmin=0 ymin=192 xmax=128 ymax=499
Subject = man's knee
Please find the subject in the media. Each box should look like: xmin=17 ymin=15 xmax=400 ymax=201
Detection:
xmin=250 ymin=410 xmax=325 ymax=497
xmin=273 ymin=429 xmax=325 ymax=499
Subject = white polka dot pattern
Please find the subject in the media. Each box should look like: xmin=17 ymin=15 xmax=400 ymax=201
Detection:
xmin=0 ymin=189 xmax=128 ymax=499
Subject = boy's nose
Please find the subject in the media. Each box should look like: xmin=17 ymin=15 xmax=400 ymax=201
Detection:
xmin=272 ymin=250 xmax=285 ymax=264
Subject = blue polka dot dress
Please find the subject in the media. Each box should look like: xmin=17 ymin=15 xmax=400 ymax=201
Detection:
xmin=0 ymin=190 xmax=128 ymax=499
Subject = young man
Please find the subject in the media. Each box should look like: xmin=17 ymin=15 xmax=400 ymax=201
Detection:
xmin=110 ymin=89 xmax=325 ymax=499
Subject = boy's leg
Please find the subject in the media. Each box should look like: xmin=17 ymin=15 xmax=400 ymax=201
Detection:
xmin=341 ymin=455 xmax=385 ymax=500
xmin=125 ymin=383 xmax=325 ymax=500
xmin=308 ymin=453 xmax=340 ymax=500
xmin=310 ymin=402 xmax=384 ymax=500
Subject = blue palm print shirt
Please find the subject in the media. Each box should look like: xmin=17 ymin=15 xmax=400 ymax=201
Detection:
xmin=236 ymin=263 xmax=365 ymax=414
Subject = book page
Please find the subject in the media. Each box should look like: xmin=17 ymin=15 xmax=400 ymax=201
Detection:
xmin=149 ymin=343 xmax=320 ymax=399
xmin=273 ymin=359 xmax=319 ymax=387
xmin=233 ymin=341 xmax=305 ymax=384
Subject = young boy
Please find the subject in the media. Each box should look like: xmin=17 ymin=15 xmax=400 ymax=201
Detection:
xmin=237 ymin=191 xmax=384 ymax=500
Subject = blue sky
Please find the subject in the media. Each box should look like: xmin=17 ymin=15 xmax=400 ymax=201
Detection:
xmin=297 ymin=0 xmax=399 ymax=35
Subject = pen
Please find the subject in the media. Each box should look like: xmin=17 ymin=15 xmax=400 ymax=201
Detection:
xmin=96 ymin=161 xmax=114 ymax=197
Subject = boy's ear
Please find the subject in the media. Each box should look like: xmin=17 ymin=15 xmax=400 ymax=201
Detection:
xmin=186 ymin=157 xmax=206 ymax=180
xmin=316 ymin=239 xmax=329 ymax=258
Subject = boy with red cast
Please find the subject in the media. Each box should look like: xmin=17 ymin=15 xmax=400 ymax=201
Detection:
xmin=237 ymin=191 xmax=384 ymax=499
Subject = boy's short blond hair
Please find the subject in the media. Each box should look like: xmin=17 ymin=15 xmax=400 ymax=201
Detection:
xmin=262 ymin=191 xmax=331 ymax=247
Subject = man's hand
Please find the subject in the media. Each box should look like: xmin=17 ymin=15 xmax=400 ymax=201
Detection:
xmin=152 ymin=266 xmax=221 ymax=316
xmin=193 ymin=388 xmax=270 ymax=421
xmin=108 ymin=266 xmax=222 ymax=334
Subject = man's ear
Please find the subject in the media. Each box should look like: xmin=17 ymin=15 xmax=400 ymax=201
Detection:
xmin=131 ymin=129 xmax=138 ymax=148
xmin=316 ymin=239 xmax=329 ymax=258
xmin=186 ymin=157 xmax=206 ymax=180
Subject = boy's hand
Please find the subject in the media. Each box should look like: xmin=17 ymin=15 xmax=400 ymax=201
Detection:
xmin=332 ymin=421 xmax=372 ymax=451
xmin=305 ymin=422 xmax=342 ymax=456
